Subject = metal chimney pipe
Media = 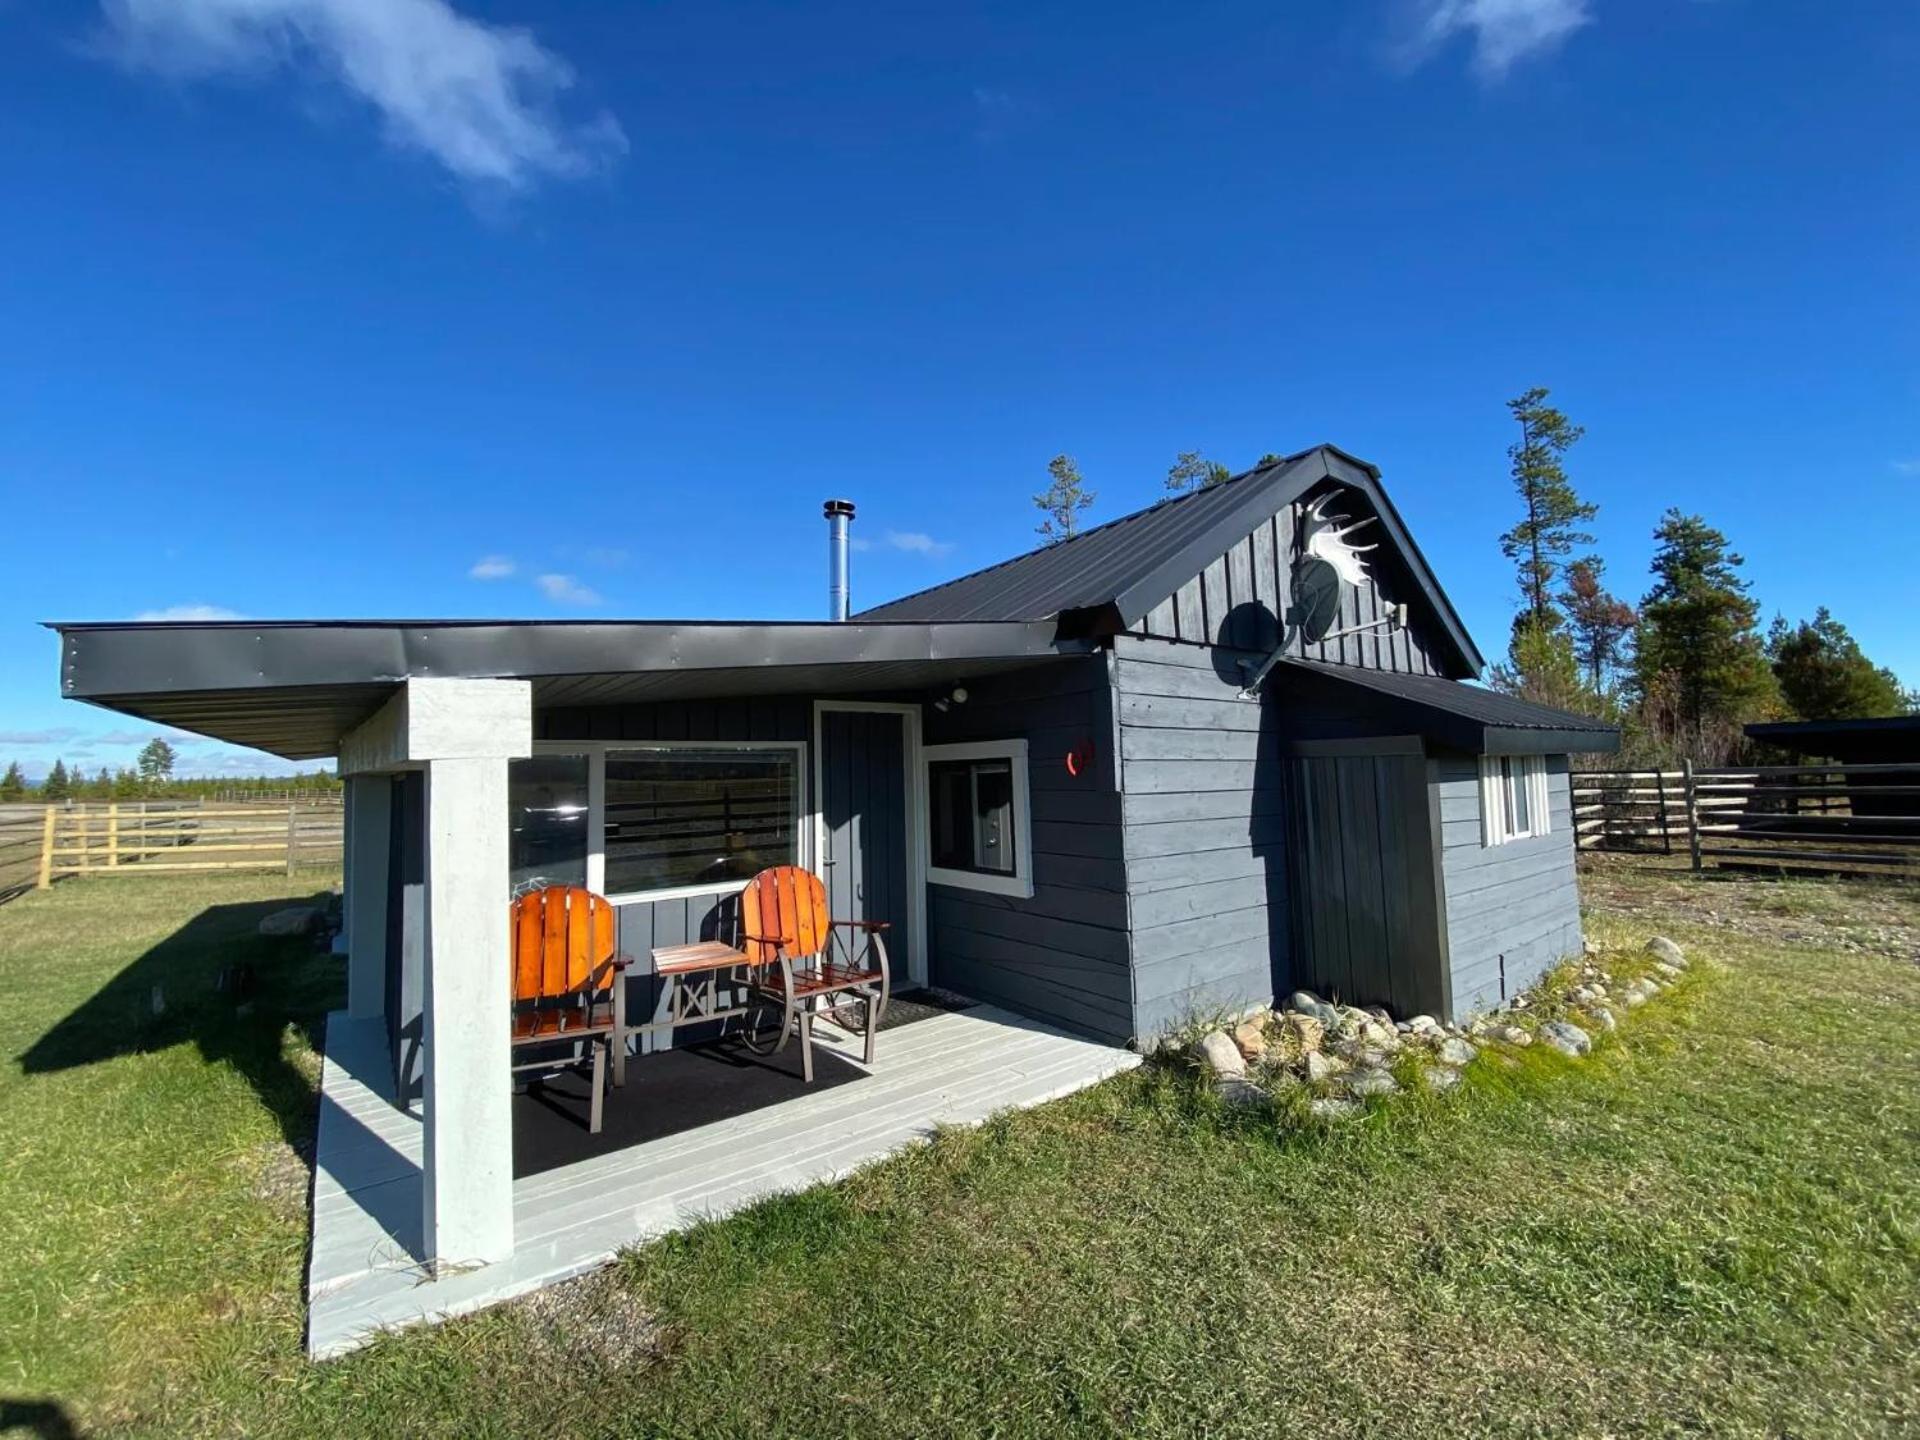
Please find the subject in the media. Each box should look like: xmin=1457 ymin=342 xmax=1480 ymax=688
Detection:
xmin=824 ymin=499 xmax=856 ymax=621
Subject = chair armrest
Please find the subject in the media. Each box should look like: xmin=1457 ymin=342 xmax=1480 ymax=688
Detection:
xmin=829 ymin=919 xmax=891 ymax=933
xmin=613 ymin=953 xmax=634 ymax=971
xmin=741 ymin=933 xmax=789 ymax=953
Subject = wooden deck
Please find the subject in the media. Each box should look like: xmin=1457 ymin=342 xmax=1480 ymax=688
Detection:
xmin=307 ymin=1002 xmax=1140 ymax=1359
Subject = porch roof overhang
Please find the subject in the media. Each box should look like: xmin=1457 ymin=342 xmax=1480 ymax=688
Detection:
xmin=48 ymin=618 xmax=1090 ymax=761
xmin=1274 ymin=658 xmax=1621 ymax=757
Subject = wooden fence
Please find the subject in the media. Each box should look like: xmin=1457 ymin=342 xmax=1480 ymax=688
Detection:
xmin=1574 ymin=762 xmax=1919 ymax=877
xmin=0 ymin=800 xmax=343 ymax=898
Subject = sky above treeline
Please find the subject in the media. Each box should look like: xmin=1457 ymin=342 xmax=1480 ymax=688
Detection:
xmin=0 ymin=0 xmax=1914 ymax=777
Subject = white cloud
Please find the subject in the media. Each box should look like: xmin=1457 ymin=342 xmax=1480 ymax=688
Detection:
xmin=0 ymin=728 xmax=83 ymax=746
xmin=1892 ymin=458 xmax=1920 ymax=476
xmin=884 ymin=530 xmax=956 ymax=557
xmin=535 ymin=572 xmax=601 ymax=605
xmin=1399 ymin=0 xmax=1592 ymax=79
xmin=98 ymin=0 xmax=628 ymax=189
xmin=133 ymin=603 xmax=242 ymax=621
xmin=468 ymin=555 xmax=516 ymax=580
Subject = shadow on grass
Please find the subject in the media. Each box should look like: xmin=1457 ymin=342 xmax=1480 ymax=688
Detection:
xmin=14 ymin=894 xmax=345 ymax=1150
xmin=0 ymin=1395 xmax=83 ymax=1438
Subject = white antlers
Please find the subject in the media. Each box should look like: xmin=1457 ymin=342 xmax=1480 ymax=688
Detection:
xmin=1300 ymin=493 xmax=1377 ymax=587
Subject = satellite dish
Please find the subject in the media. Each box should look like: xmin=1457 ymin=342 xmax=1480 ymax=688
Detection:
xmin=1290 ymin=555 xmax=1341 ymax=644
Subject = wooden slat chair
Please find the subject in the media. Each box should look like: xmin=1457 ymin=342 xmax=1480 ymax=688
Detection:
xmin=509 ymin=886 xmax=630 ymax=1134
xmin=738 ymin=865 xmax=891 ymax=1082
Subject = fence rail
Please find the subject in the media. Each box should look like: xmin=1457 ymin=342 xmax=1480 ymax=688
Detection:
xmin=1574 ymin=761 xmax=1919 ymax=878
xmin=0 ymin=800 xmax=343 ymax=897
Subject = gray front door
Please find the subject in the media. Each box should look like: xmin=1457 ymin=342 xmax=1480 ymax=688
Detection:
xmin=818 ymin=709 xmax=913 ymax=976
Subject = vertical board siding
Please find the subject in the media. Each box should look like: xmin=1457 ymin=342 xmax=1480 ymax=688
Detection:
xmin=1113 ymin=635 xmax=1285 ymax=1038
xmin=922 ymin=656 xmax=1132 ymax=1044
xmin=1435 ymin=754 xmax=1582 ymax=1017
xmin=1128 ymin=491 xmax=1445 ymax=676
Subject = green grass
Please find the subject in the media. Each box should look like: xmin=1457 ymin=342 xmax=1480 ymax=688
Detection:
xmin=2 ymin=866 xmax=1917 ymax=1437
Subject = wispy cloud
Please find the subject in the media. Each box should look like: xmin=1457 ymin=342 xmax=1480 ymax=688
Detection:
xmin=535 ymin=572 xmax=601 ymax=605
xmin=97 ymin=0 xmax=628 ymax=189
xmin=133 ymin=603 xmax=242 ymax=621
xmin=468 ymin=555 xmax=517 ymax=580
xmin=1892 ymin=458 xmax=1920 ymax=476
xmin=1396 ymin=0 xmax=1592 ymax=80
xmin=884 ymin=530 xmax=955 ymax=557
xmin=972 ymin=86 xmax=1033 ymax=143
xmin=0 ymin=728 xmax=83 ymax=746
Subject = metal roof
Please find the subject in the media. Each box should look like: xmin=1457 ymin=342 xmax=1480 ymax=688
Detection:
xmin=1276 ymin=658 xmax=1621 ymax=756
xmin=50 ymin=619 xmax=1085 ymax=760
xmin=856 ymin=444 xmax=1486 ymax=677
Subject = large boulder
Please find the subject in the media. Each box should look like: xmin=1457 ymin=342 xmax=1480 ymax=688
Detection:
xmin=1540 ymin=1020 xmax=1592 ymax=1058
xmin=258 ymin=906 xmax=321 ymax=938
xmin=1436 ymin=1037 xmax=1478 ymax=1066
xmin=1194 ymin=1030 xmax=1247 ymax=1079
xmin=1232 ymin=1018 xmax=1269 ymax=1062
xmin=1644 ymin=936 xmax=1688 ymax=969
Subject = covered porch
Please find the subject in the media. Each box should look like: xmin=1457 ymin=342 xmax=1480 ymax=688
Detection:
xmin=308 ymin=994 xmax=1138 ymax=1359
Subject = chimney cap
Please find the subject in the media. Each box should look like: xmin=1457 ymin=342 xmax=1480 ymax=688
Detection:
xmin=823 ymin=499 xmax=856 ymax=519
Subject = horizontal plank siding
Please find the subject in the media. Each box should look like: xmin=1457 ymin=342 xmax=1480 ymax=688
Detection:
xmin=1114 ymin=637 xmax=1285 ymax=1039
xmin=923 ymin=656 xmax=1132 ymax=1044
xmin=1435 ymin=754 xmax=1583 ymax=1017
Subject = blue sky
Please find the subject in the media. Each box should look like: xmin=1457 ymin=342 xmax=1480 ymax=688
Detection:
xmin=1 ymin=0 xmax=1915 ymax=778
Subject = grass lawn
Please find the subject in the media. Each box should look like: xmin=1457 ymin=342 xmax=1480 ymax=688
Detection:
xmin=2 ymin=863 xmax=1917 ymax=1438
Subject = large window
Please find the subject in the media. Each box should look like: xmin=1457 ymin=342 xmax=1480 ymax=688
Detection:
xmin=1480 ymin=754 xmax=1551 ymax=846
xmin=604 ymin=746 xmax=799 ymax=897
xmin=507 ymin=744 xmax=803 ymax=903
xmin=507 ymin=754 xmax=589 ymax=896
xmin=925 ymin=740 xmax=1033 ymax=898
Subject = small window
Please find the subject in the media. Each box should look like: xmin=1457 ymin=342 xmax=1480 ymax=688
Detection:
xmin=508 ymin=754 xmax=589 ymax=896
xmin=1481 ymin=754 xmax=1551 ymax=846
xmin=925 ymin=741 xmax=1033 ymax=898
xmin=604 ymin=746 xmax=800 ymax=898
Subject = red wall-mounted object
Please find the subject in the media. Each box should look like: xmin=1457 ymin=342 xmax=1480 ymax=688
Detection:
xmin=1065 ymin=737 xmax=1095 ymax=777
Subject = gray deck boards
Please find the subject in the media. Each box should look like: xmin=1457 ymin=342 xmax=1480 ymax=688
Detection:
xmin=307 ymin=1003 xmax=1139 ymax=1359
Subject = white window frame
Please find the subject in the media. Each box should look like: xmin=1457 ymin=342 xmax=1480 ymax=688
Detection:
xmin=922 ymin=739 xmax=1035 ymax=899
xmin=527 ymin=739 xmax=810 ymax=906
xmin=1480 ymin=753 xmax=1551 ymax=846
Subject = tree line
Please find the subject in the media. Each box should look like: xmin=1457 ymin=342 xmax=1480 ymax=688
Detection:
xmin=1033 ymin=395 xmax=1912 ymax=765
xmin=0 ymin=737 xmax=342 ymax=804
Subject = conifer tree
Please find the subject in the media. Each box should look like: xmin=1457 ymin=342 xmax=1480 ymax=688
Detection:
xmin=1560 ymin=559 xmax=1637 ymax=693
xmin=1034 ymin=454 xmax=1094 ymax=545
xmin=42 ymin=759 xmax=70 ymax=801
xmin=0 ymin=762 xmax=23 ymax=802
xmin=1165 ymin=451 xmax=1232 ymax=493
xmin=1634 ymin=509 xmax=1777 ymax=740
xmin=1499 ymin=388 xmax=1596 ymax=632
xmin=1765 ymin=609 xmax=1907 ymax=720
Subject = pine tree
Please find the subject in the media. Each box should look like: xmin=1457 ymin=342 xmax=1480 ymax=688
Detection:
xmin=1634 ymin=509 xmax=1777 ymax=742
xmin=137 ymin=737 xmax=177 ymax=786
xmin=1765 ymin=609 xmax=1907 ymax=720
xmin=42 ymin=759 xmax=71 ymax=802
xmin=1560 ymin=559 xmax=1637 ymax=693
xmin=0 ymin=762 xmax=23 ymax=802
xmin=1498 ymin=388 xmax=1596 ymax=631
xmin=1488 ymin=622 xmax=1600 ymax=716
xmin=1165 ymin=451 xmax=1232 ymax=493
xmin=1034 ymin=454 xmax=1094 ymax=545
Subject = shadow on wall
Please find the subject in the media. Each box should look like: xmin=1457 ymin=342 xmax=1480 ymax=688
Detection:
xmin=15 ymin=894 xmax=346 ymax=1150
xmin=1215 ymin=600 xmax=1292 ymax=1012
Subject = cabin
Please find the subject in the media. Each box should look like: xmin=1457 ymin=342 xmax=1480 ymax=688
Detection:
xmin=51 ymin=442 xmax=1617 ymax=1354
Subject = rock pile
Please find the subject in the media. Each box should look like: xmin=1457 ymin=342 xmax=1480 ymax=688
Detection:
xmin=1185 ymin=933 xmax=1694 ymax=1122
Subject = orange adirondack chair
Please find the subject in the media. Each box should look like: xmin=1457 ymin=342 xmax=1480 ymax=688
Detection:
xmin=738 ymin=865 xmax=891 ymax=1082
xmin=509 ymin=886 xmax=630 ymax=1134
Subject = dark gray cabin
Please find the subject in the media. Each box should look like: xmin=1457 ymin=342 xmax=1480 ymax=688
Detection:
xmin=53 ymin=443 xmax=1617 ymax=1060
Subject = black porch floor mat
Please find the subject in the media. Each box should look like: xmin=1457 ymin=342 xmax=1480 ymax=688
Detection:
xmin=510 ymin=988 xmax=974 ymax=1180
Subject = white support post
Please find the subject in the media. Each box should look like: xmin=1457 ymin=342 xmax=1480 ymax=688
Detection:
xmin=421 ymin=755 xmax=515 ymax=1269
xmin=344 ymin=775 xmax=392 ymax=1021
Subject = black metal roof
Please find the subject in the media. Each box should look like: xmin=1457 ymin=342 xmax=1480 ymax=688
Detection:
xmin=856 ymin=444 xmax=1486 ymax=677
xmin=48 ymin=619 xmax=1085 ymax=759
xmin=1277 ymin=658 xmax=1621 ymax=756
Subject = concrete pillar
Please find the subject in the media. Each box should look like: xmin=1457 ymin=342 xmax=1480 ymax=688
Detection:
xmin=420 ymin=755 xmax=514 ymax=1269
xmin=344 ymin=775 xmax=392 ymax=1021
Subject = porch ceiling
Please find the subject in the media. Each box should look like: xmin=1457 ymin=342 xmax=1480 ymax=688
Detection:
xmin=50 ymin=619 xmax=1086 ymax=760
